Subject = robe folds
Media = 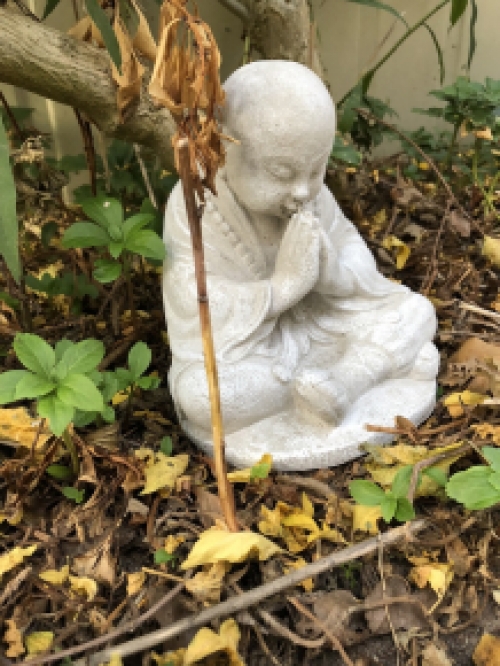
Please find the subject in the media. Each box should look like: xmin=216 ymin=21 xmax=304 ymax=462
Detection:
xmin=162 ymin=177 xmax=436 ymax=412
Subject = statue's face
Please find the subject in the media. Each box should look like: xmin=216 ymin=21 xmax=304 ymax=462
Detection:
xmin=224 ymin=114 xmax=333 ymax=221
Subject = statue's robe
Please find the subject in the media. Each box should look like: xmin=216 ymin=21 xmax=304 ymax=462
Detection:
xmin=163 ymin=178 xmax=436 ymax=422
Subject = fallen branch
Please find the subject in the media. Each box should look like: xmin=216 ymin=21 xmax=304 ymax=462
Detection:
xmin=62 ymin=520 xmax=427 ymax=666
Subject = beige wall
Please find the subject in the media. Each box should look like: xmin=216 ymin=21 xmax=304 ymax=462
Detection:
xmin=2 ymin=0 xmax=499 ymax=171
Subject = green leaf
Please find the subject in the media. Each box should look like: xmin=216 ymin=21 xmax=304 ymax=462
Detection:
xmin=391 ymin=465 xmax=414 ymax=499
xmin=345 ymin=0 xmax=408 ymax=27
xmin=15 ymin=373 xmax=55 ymax=400
xmin=0 ymin=291 xmax=20 ymax=310
xmin=423 ymin=22 xmax=445 ymax=85
xmin=349 ymin=480 xmax=386 ymax=506
xmin=13 ymin=333 xmax=55 ymax=379
xmin=488 ymin=471 xmax=500 ymax=491
xmin=136 ymin=376 xmax=160 ymax=390
xmin=0 ymin=370 xmax=30 ymax=404
xmin=42 ymin=0 xmax=62 ymax=19
xmin=450 ymin=0 xmax=468 ymax=26
xmin=55 ymin=339 xmax=105 ymax=379
xmin=46 ymin=464 xmax=73 ymax=480
xmin=62 ymin=222 xmax=110 ymax=249
xmin=250 ymin=461 xmax=272 ymax=480
xmin=123 ymin=213 xmax=155 ymax=241
xmin=160 ymin=436 xmax=173 ymax=456
xmin=395 ymin=497 xmax=415 ymax=522
xmin=330 ymin=137 xmax=362 ymax=166
xmin=57 ymin=374 xmax=104 ymax=413
xmin=93 ymin=258 xmax=122 ymax=284
xmin=41 ymin=221 xmax=58 ymax=248
xmin=423 ymin=467 xmax=448 ymax=487
xmin=101 ymin=405 xmax=116 ymax=423
xmin=446 ymin=466 xmax=500 ymax=510
xmin=125 ymin=230 xmax=166 ymax=261
xmin=80 ymin=195 xmax=123 ymax=230
xmin=115 ymin=367 xmax=133 ymax=390
xmin=128 ymin=342 xmax=151 ymax=380
xmin=38 ymin=396 xmax=74 ymax=436
xmin=483 ymin=447 xmax=500 ymax=473
xmin=467 ymin=0 xmax=478 ymax=70
xmin=380 ymin=493 xmax=397 ymax=522
xmin=84 ymin=0 xmax=122 ymax=72
xmin=55 ymin=340 xmax=75 ymax=363
xmin=109 ymin=241 xmax=125 ymax=259
xmin=62 ymin=486 xmax=85 ymax=504
xmin=154 ymin=549 xmax=175 ymax=564
xmin=0 ymin=114 xmax=20 ymax=282
xmin=118 ymin=0 xmax=140 ymax=37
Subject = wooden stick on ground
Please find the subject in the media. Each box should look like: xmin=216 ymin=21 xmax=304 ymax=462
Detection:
xmin=176 ymin=137 xmax=238 ymax=533
xmin=64 ymin=520 xmax=427 ymax=666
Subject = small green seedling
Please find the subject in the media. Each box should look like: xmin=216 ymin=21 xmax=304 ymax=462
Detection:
xmin=154 ymin=549 xmax=175 ymax=565
xmin=349 ymin=464 xmax=447 ymax=524
xmin=160 ymin=436 xmax=173 ymax=456
xmin=446 ymin=447 xmax=500 ymax=510
xmin=25 ymin=271 xmax=98 ymax=314
xmin=61 ymin=195 xmax=166 ymax=284
xmin=0 ymin=333 xmax=107 ymax=473
xmin=114 ymin=341 xmax=161 ymax=396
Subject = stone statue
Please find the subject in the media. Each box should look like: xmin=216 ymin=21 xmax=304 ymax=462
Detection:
xmin=162 ymin=60 xmax=439 ymax=471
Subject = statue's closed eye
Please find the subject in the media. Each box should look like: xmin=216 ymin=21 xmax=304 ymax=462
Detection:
xmin=266 ymin=164 xmax=295 ymax=180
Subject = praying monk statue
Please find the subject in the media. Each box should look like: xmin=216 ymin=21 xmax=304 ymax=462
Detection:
xmin=162 ymin=61 xmax=439 ymax=471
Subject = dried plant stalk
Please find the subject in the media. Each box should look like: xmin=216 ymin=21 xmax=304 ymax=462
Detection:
xmin=176 ymin=138 xmax=237 ymax=532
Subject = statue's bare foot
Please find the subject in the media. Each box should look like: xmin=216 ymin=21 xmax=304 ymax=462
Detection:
xmin=293 ymin=369 xmax=349 ymax=426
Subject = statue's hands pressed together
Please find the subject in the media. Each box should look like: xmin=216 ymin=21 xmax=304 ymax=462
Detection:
xmin=270 ymin=209 xmax=320 ymax=316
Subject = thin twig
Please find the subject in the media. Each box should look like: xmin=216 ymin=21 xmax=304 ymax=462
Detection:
xmin=134 ymin=144 xmax=157 ymax=209
xmin=0 ymin=90 xmax=24 ymax=139
xmin=287 ymin=596 xmax=354 ymax=666
xmin=61 ymin=521 xmax=427 ymax=666
xmin=459 ymin=300 xmax=500 ymax=322
xmin=422 ymin=201 xmax=452 ymax=295
xmin=217 ymin=0 xmax=249 ymax=21
xmin=377 ymin=536 xmax=400 ymax=660
xmin=275 ymin=474 xmax=335 ymax=500
xmin=406 ymin=443 xmax=471 ymax=504
xmin=176 ymin=137 xmax=237 ymax=532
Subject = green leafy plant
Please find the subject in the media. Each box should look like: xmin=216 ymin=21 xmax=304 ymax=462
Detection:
xmin=0 ymin=333 xmax=107 ymax=473
xmin=349 ymin=464 xmax=447 ymax=523
xmin=113 ymin=341 xmax=161 ymax=414
xmin=414 ymin=76 xmax=500 ymax=180
xmin=446 ymin=447 xmax=500 ymax=510
xmin=62 ymin=195 xmax=165 ymax=283
xmin=337 ymin=85 xmax=397 ymax=153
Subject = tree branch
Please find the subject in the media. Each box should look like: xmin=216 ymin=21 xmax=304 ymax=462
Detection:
xmin=0 ymin=7 xmax=177 ymax=169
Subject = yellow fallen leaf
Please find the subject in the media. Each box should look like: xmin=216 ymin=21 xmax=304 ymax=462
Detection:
xmin=184 ymin=619 xmax=244 ymax=666
xmin=3 ymin=619 xmax=25 ymax=658
xmin=352 ymin=505 xmax=382 ymax=534
xmin=382 ymin=235 xmax=411 ymax=270
xmin=100 ymin=655 xmax=124 ymax=666
xmin=25 ymin=631 xmax=54 ymax=655
xmin=227 ymin=453 xmax=272 ymax=483
xmin=475 ymin=128 xmax=493 ymax=141
xmin=444 ymin=390 xmax=486 ymax=417
xmin=473 ymin=633 xmax=500 ymax=666
xmin=0 ymin=407 xmax=51 ymax=449
xmin=126 ymin=571 xmax=146 ymax=596
xmin=282 ymin=513 xmax=318 ymax=532
xmin=282 ymin=557 xmax=314 ymax=591
xmin=185 ymin=562 xmax=229 ymax=604
xmin=69 ymin=575 xmax=98 ymax=601
xmin=164 ymin=535 xmax=185 ymax=554
xmin=0 ymin=505 xmax=23 ymax=526
xmin=418 ymin=161 xmax=430 ymax=170
xmin=301 ymin=492 xmax=314 ymax=518
xmin=40 ymin=565 xmax=70 ymax=586
xmin=152 ymin=650 xmax=185 ymax=666
xmin=0 ymin=545 xmax=37 ymax=581
xmin=483 ymin=236 xmax=500 ymax=269
xmin=409 ymin=562 xmax=453 ymax=601
xmin=140 ymin=453 xmax=189 ymax=495
xmin=181 ymin=528 xmax=281 ymax=569
xmin=473 ymin=423 xmax=500 ymax=445
xmin=112 ymin=391 xmax=129 ymax=406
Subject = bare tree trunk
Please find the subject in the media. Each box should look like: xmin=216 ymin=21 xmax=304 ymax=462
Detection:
xmin=242 ymin=0 xmax=324 ymax=79
xmin=0 ymin=7 xmax=177 ymax=169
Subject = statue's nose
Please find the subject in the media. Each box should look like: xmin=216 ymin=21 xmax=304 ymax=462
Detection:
xmin=292 ymin=183 xmax=310 ymax=203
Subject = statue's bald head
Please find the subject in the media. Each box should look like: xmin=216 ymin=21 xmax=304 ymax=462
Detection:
xmin=219 ymin=61 xmax=335 ymax=220
xmin=220 ymin=60 xmax=336 ymax=152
